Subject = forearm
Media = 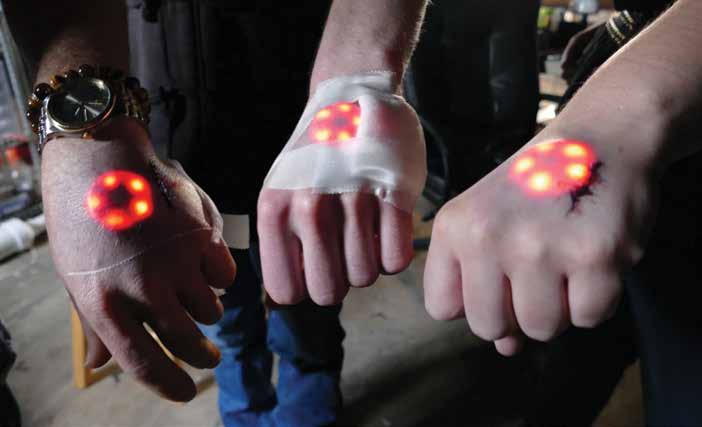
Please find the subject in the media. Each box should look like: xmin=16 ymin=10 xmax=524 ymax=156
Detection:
xmin=546 ymin=0 xmax=702 ymax=170
xmin=4 ymin=0 xmax=128 ymax=84
xmin=310 ymin=0 xmax=428 ymax=93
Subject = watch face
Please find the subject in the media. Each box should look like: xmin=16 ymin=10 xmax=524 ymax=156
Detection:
xmin=47 ymin=78 xmax=113 ymax=129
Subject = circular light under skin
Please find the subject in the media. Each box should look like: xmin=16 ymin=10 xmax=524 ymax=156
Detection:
xmin=309 ymin=101 xmax=362 ymax=144
xmin=86 ymin=170 xmax=155 ymax=231
xmin=509 ymin=140 xmax=597 ymax=197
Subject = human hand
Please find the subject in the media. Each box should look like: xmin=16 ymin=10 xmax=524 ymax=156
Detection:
xmin=258 ymin=72 xmax=426 ymax=305
xmin=42 ymin=118 xmax=236 ymax=401
xmin=424 ymin=136 xmax=656 ymax=356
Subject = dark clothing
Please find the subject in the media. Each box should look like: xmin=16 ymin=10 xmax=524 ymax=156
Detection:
xmin=560 ymin=6 xmax=702 ymax=425
xmin=629 ymin=151 xmax=702 ymax=425
xmin=127 ymin=0 xmax=330 ymax=214
xmin=0 ymin=320 xmax=14 ymax=388
xmin=0 ymin=320 xmax=20 ymax=427
xmin=406 ymin=0 xmax=540 ymax=195
xmin=615 ymin=0 xmax=672 ymax=15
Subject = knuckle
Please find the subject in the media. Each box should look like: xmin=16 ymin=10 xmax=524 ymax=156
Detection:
xmin=311 ymin=287 xmax=348 ymax=307
xmin=382 ymin=250 xmax=412 ymax=275
xmin=520 ymin=318 xmax=561 ymax=342
xmin=294 ymin=194 xmax=325 ymax=224
xmin=570 ymin=299 xmax=610 ymax=328
xmin=512 ymin=225 xmax=549 ymax=263
xmin=465 ymin=218 xmax=492 ymax=247
xmin=432 ymin=206 xmax=456 ymax=239
xmin=341 ymin=192 xmax=367 ymax=213
xmin=257 ymin=196 xmax=288 ymax=225
xmin=348 ymin=268 xmax=379 ymax=288
xmin=469 ymin=321 xmax=510 ymax=342
xmin=578 ymin=239 xmax=616 ymax=267
xmin=425 ymin=297 xmax=463 ymax=321
xmin=266 ymin=285 xmax=305 ymax=306
xmin=86 ymin=287 xmax=120 ymax=319
xmin=525 ymin=327 xmax=560 ymax=342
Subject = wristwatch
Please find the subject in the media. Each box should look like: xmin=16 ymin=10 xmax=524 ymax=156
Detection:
xmin=25 ymin=65 xmax=151 ymax=153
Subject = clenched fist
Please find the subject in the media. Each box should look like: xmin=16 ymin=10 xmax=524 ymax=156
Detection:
xmin=424 ymin=137 xmax=656 ymax=356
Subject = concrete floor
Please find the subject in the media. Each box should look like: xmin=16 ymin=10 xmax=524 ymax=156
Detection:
xmin=0 ymin=212 xmax=643 ymax=427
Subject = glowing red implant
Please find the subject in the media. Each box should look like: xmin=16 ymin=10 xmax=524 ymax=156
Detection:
xmin=86 ymin=170 xmax=154 ymax=231
xmin=510 ymin=140 xmax=597 ymax=197
xmin=309 ymin=101 xmax=361 ymax=143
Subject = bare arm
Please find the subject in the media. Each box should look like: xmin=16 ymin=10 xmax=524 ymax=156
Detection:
xmin=310 ymin=0 xmax=428 ymax=92
xmin=548 ymin=0 xmax=702 ymax=170
xmin=259 ymin=1 xmax=428 ymax=306
xmin=4 ymin=0 xmax=234 ymax=402
xmin=424 ymin=0 xmax=702 ymax=356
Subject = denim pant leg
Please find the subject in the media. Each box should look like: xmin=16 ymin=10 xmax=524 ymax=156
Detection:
xmin=199 ymin=248 xmax=276 ymax=427
xmin=267 ymin=301 xmax=345 ymax=427
xmin=242 ymin=241 xmax=345 ymax=426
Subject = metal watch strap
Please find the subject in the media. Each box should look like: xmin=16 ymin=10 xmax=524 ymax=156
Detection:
xmin=26 ymin=65 xmax=151 ymax=154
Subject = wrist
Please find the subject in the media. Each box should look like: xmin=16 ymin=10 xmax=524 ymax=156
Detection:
xmin=42 ymin=116 xmax=154 ymax=166
xmin=92 ymin=116 xmax=150 ymax=146
xmin=541 ymin=82 xmax=673 ymax=177
xmin=310 ymin=48 xmax=405 ymax=95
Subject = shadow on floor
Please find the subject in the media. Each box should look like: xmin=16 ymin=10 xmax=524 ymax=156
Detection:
xmin=340 ymin=309 xmax=638 ymax=427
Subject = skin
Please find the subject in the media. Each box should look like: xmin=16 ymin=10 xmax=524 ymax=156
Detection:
xmin=257 ymin=0 xmax=428 ymax=306
xmin=6 ymin=0 xmax=428 ymax=400
xmin=425 ymin=0 xmax=702 ymax=356
xmin=5 ymin=0 xmax=236 ymax=402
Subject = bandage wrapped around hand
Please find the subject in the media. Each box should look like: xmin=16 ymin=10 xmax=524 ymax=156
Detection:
xmin=263 ymin=72 xmax=426 ymax=212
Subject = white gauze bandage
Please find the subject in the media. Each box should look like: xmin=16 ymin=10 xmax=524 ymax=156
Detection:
xmin=263 ymin=72 xmax=427 ymax=212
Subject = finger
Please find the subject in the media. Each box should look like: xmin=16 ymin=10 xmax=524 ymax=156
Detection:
xmin=568 ymin=268 xmax=622 ymax=328
xmin=510 ymin=267 xmax=569 ymax=342
xmin=147 ymin=292 xmax=221 ymax=370
xmin=68 ymin=292 xmax=112 ymax=368
xmin=341 ymin=193 xmax=380 ymax=288
xmin=176 ymin=270 xmax=224 ymax=325
xmin=495 ymin=335 xmax=526 ymax=357
xmin=462 ymin=261 xmax=517 ymax=341
xmin=423 ymin=226 xmax=463 ymax=321
xmin=87 ymin=295 xmax=196 ymax=402
xmin=83 ymin=322 xmax=112 ymax=368
xmin=201 ymin=237 xmax=236 ymax=289
xmin=258 ymin=191 xmax=306 ymax=304
xmin=379 ymin=201 xmax=413 ymax=274
xmin=294 ymin=194 xmax=347 ymax=306
xmin=76 ymin=307 xmax=112 ymax=368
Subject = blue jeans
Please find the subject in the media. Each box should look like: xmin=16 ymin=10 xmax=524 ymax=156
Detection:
xmin=200 ymin=243 xmax=345 ymax=427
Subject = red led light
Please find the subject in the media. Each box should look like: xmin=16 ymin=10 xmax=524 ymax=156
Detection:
xmin=309 ymin=101 xmax=361 ymax=143
xmin=510 ymin=140 xmax=596 ymax=197
xmin=86 ymin=170 xmax=154 ymax=231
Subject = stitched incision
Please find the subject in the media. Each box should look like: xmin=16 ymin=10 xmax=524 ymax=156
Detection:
xmin=65 ymin=227 xmax=215 ymax=276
